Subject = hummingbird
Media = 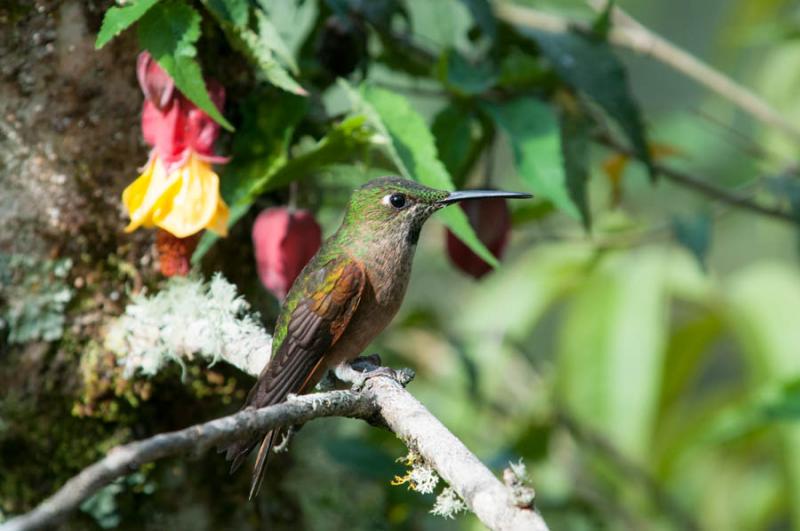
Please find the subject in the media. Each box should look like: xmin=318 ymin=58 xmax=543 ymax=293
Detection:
xmin=223 ymin=177 xmax=531 ymax=498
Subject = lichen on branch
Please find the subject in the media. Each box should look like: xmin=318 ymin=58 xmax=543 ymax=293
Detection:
xmin=105 ymin=273 xmax=271 ymax=377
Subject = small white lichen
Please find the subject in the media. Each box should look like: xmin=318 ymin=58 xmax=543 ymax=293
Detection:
xmin=105 ymin=273 xmax=271 ymax=378
xmin=392 ymin=449 xmax=439 ymax=494
xmin=408 ymin=462 xmax=439 ymax=494
xmin=509 ymin=458 xmax=527 ymax=481
xmin=431 ymin=487 xmax=466 ymax=519
xmin=504 ymin=459 xmax=536 ymax=508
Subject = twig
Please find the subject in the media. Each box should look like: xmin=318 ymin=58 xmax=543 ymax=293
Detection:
xmin=495 ymin=1 xmax=800 ymax=143
xmin=2 ymin=374 xmax=548 ymax=531
xmin=595 ymin=132 xmax=797 ymax=224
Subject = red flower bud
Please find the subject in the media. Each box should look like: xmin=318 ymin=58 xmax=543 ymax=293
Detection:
xmin=445 ymin=197 xmax=511 ymax=279
xmin=155 ymin=229 xmax=200 ymax=277
xmin=137 ymin=52 xmax=227 ymax=170
xmin=137 ymin=52 xmax=175 ymax=110
xmin=252 ymin=207 xmax=322 ymax=300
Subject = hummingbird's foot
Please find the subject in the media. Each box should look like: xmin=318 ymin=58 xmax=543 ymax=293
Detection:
xmin=350 ymin=353 xmax=383 ymax=371
xmin=273 ymin=425 xmax=298 ymax=454
xmin=334 ymin=356 xmax=415 ymax=391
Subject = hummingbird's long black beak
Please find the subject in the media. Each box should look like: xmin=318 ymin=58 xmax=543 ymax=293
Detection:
xmin=436 ymin=189 xmax=532 ymax=206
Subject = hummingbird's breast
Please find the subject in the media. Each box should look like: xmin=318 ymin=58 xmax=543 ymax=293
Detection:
xmin=322 ymin=244 xmax=415 ymax=370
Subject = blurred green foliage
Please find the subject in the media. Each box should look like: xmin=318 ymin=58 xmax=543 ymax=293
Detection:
xmin=6 ymin=0 xmax=800 ymax=529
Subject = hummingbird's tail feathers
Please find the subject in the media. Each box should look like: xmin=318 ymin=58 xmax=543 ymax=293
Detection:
xmin=226 ymin=438 xmax=257 ymax=475
xmin=248 ymin=430 xmax=277 ymax=500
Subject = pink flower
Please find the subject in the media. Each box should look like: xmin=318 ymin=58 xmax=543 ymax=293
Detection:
xmin=137 ymin=52 xmax=228 ymax=172
xmin=123 ymin=51 xmax=230 ymax=241
xmin=252 ymin=208 xmax=322 ymax=300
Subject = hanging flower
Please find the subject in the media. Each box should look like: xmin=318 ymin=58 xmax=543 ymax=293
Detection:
xmin=446 ymin=196 xmax=511 ymax=279
xmin=252 ymin=207 xmax=322 ymax=300
xmin=122 ymin=52 xmax=229 ymax=241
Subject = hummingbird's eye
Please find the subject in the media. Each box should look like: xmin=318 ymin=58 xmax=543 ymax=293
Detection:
xmin=385 ymin=193 xmax=407 ymax=209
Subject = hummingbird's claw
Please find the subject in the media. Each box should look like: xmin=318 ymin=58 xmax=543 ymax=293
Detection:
xmin=273 ymin=425 xmax=298 ymax=454
xmin=333 ymin=356 xmax=415 ymax=391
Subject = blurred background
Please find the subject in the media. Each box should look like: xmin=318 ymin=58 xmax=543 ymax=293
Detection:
xmin=3 ymin=0 xmax=800 ymax=529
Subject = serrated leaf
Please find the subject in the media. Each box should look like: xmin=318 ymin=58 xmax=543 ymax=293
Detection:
xmin=254 ymin=9 xmax=299 ymax=74
xmin=194 ymin=96 xmax=373 ymax=263
xmin=672 ymin=212 xmax=712 ymax=271
xmin=95 ymin=0 xmax=159 ymax=49
xmin=431 ymin=103 xmax=486 ymax=188
xmin=265 ymin=115 xmax=374 ymax=192
xmin=203 ymin=0 xmax=306 ymax=95
xmin=483 ymin=98 xmax=579 ymax=218
xmin=346 ymin=82 xmax=499 ymax=267
xmin=458 ymin=0 xmax=497 ymax=41
xmin=559 ymin=99 xmax=592 ymax=228
xmin=138 ymin=0 xmax=234 ymax=131
xmin=206 ymin=0 xmax=249 ymax=27
xmin=193 ymin=90 xmax=307 ymax=262
xmin=527 ymin=29 xmax=652 ymax=178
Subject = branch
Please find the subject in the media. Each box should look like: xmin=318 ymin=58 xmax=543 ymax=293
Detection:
xmin=1 ymin=373 xmax=548 ymax=531
xmin=363 ymin=374 xmax=546 ymax=531
xmin=596 ymin=132 xmax=797 ymax=224
xmin=496 ymin=1 xmax=800 ymax=143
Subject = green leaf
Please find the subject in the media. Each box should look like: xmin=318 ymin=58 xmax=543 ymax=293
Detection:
xmin=437 ymin=49 xmax=497 ymax=96
xmin=459 ymin=244 xmax=592 ymax=340
xmin=558 ymin=99 xmax=592 ymax=228
xmin=431 ymin=103 xmax=487 ymax=188
xmin=727 ymin=264 xmax=800 ymax=525
xmin=206 ymin=0 xmax=249 ymax=27
xmin=202 ymin=1 xmax=306 ymax=95
xmin=658 ymin=312 xmax=722 ymax=416
xmin=527 ymin=29 xmax=652 ymax=178
xmin=591 ymin=0 xmax=616 ymax=38
xmin=95 ymin=0 xmax=159 ymax=49
xmin=672 ymin=212 xmax=712 ymax=271
xmin=483 ymin=98 xmax=579 ymax=218
xmin=349 ymin=83 xmax=499 ymax=267
xmin=138 ymin=0 xmax=234 ymax=131
xmin=557 ymin=249 xmax=669 ymax=461
xmin=254 ymin=9 xmax=299 ymax=74
xmin=193 ymin=90 xmax=306 ymax=262
xmin=458 ymin=0 xmax=497 ymax=42
xmin=496 ymin=48 xmax=548 ymax=90
xmin=266 ymin=115 xmax=374 ymax=192
xmin=194 ymin=97 xmax=373 ymax=262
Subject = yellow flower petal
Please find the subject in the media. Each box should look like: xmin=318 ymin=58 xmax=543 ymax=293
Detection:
xmin=122 ymin=157 xmax=179 ymax=232
xmin=153 ymin=155 xmax=221 ymax=238
xmin=206 ymin=196 xmax=230 ymax=237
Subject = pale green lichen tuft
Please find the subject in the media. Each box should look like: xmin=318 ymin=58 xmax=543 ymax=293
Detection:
xmin=0 ymin=254 xmax=73 ymax=344
xmin=80 ymin=472 xmax=156 ymax=529
xmin=105 ymin=273 xmax=271 ymax=378
xmin=431 ymin=486 xmax=467 ymax=519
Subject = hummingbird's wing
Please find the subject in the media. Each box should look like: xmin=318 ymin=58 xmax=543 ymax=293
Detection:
xmin=245 ymin=257 xmax=366 ymax=408
xmin=223 ymin=256 xmax=366 ymax=497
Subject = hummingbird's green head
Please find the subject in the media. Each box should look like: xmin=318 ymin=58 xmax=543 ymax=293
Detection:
xmin=341 ymin=176 xmax=531 ymax=247
xmin=342 ymin=177 xmax=448 ymax=245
